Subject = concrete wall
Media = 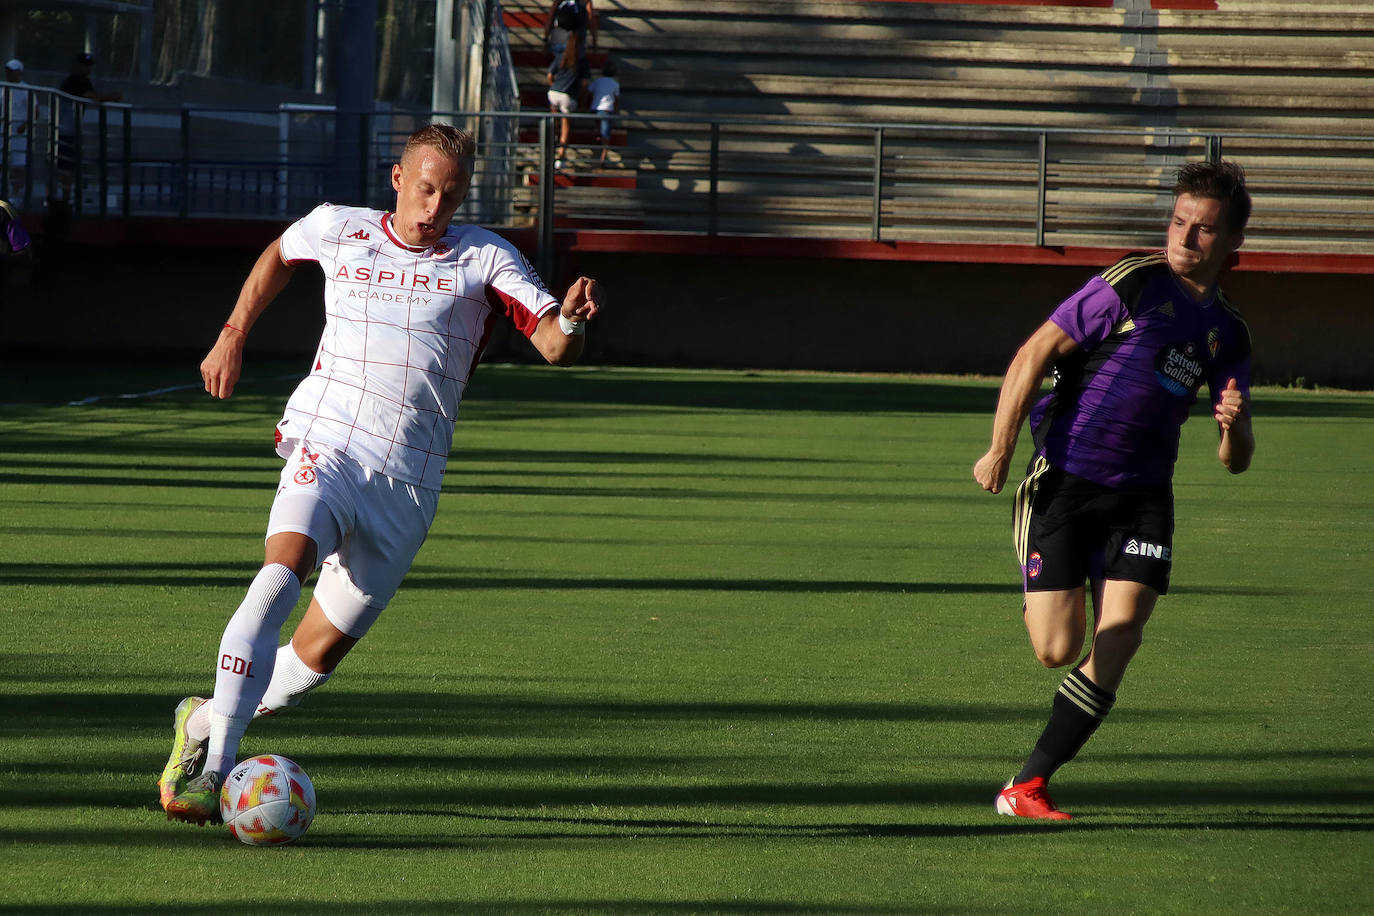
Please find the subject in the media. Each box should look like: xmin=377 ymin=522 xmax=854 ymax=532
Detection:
xmin=558 ymin=250 xmax=1371 ymax=389
xmin=3 ymin=239 xmax=1367 ymax=389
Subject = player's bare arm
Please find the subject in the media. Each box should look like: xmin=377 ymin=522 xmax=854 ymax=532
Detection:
xmin=1215 ymin=377 xmax=1255 ymax=474
xmin=531 ymin=275 xmax=605 ymax=366
xmin=200 ymin=237 xmax=297 ymax=400
xmin=974 ymin=320 xmax=1078 ymax=494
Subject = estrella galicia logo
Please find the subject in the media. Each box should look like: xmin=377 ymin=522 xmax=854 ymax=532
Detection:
xmin=1155 ymin=341 xmax=1204 ymax=397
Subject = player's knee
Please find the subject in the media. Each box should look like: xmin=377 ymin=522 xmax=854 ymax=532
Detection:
xmin=1034 ymin=648 xmax=1077 ymax=669
xmin=1094 ymin=621 xmax=1146 ymax=662
xmin=1032 ymin=635 xmax=1083 ymax=669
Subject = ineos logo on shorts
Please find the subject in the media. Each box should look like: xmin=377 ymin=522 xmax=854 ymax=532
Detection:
xmin=1123 ymin=538 xmax=1171 ymax=561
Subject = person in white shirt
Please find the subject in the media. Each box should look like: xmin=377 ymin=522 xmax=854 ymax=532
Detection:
xmin=161 ymin=123 xmax=604 ymax=825
xmin=3 ymin=59 xmax=28 ymax=192
xmin=586 ymin=59 xmax=620 ymax=166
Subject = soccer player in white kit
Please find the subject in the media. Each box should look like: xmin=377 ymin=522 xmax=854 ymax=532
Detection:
xmin=161 ymin=123 xmax=604 ymax=824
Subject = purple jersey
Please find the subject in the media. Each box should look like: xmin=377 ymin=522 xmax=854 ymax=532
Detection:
xmin=0 ymin=203 xmax=29 ymax=254
xmin=1029 ymin=252 xmax=1252 ymax=489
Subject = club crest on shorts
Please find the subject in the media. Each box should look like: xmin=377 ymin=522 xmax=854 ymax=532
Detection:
xmin=293 ymin=467 xmax=316 ymax=485
xmin=1027 ymin=552 xmax=1043 ymax=579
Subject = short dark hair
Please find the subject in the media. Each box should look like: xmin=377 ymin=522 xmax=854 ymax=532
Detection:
xmin=402 ymin=123 xmax=476 ymax=174
xmin=1174 ymin=159 xmax=1250 ymax=233
xmin=603 ymin=59 xmax=617 ymax=78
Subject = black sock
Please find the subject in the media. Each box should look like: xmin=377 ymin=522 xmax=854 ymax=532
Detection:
xmin=1016 ymin=667 xmax=1116 ymax=784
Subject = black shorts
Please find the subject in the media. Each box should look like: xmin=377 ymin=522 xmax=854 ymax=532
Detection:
xmin=1012 ymin=456 xmax=1174 ymax=595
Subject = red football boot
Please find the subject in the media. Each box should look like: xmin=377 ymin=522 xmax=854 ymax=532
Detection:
xmin=995 ymin=777 xmax=1073 ymax=820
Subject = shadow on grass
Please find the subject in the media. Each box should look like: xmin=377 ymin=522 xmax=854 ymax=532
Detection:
xmin=8 ymin=688 xmax=1364 ymax=820
xmin=2 ymin=358 xmax=999 ymax=414
xmin=3 ymin=685 xmax=1227 ymax=740
xmin=0 ymin=895 xmax=946 ymax=915
xmin=2 ymin=686 xmax=1056 ymax=738
xmin=0 ymin=560 xmax=1019 ymax=596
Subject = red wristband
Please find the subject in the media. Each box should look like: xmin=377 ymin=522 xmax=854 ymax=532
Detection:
xmin=224 ymin=322 xmax=245 ymax=335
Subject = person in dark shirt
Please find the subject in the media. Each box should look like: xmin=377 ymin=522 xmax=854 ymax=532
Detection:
xmin=973 ymin=159 xmax=1255 ymax=820
xmin=546 ymin=33 xmax=590 ymax=169
xmin=543 ymin=0 xmax=598 ymax=57
xmin=56 ymin=52 xmax=120 ymax=200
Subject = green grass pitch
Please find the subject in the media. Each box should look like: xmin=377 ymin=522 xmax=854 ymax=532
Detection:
xmin=1 ymin=360 xmax=1370 ymax=914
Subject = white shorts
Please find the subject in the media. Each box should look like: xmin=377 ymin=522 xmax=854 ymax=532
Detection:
xmin=267 ymin=442 xmax=440 ymax=639
xmin=548 ymin=90 xmax=576 ymax=114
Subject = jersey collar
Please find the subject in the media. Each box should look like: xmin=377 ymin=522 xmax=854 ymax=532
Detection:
xmin=380 ymin=212 xmax=431 ymax=253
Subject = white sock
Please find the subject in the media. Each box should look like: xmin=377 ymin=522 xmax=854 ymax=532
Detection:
xmin=186 ymin=643 xmax=332 ymax=741
xmin=204 ymin=563 xmax=301 ymax=776
xmin=256 ymin=642 xmax=332 ymax=716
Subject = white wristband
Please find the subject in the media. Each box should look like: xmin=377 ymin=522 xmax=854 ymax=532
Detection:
xmin=558 ymin=313 xmax=586 ymax=336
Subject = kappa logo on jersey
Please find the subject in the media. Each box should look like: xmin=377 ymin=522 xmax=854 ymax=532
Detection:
xmin=1026 ymin=551 xmax=1043 ymax=580
xmin=346 ymin=229 xmax=371 ymax=241
xmin=1123 ymin=538 xmax=1171 ymax=561
xmin=1154 ymin=341 xmax=1204 ymax=397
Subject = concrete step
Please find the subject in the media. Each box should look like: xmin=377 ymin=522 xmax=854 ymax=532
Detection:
xmin=598 ymin=0 xmax=1374 ymax=32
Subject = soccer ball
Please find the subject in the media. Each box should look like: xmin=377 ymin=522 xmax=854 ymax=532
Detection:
xmin=220 ymin=754 xmax=316 ymax=846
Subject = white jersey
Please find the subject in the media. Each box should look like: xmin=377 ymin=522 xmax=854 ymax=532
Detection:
xmin=4 ymin=84 xmax=28 ymax=162
xmin=275 ymin=203 xmax=558 ymax=489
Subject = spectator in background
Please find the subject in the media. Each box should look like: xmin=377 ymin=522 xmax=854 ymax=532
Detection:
xmin=59 ymin=51 xmax=121 ymax=104
xmin=586 ymin=59 xmax=620 ymax=167
xmin=547 ymin=33 xmax=590 ymax=170
xmin=56 ymin=52 xmax=121 ymax=200
xmin=3 ymin=60 xmax=29 ymax=196
xmin=544 ymin=0 xmax=598 ymax=58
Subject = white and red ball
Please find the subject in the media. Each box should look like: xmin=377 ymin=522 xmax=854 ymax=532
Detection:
xmin=220 ymin=754 xmax=316 ymax=846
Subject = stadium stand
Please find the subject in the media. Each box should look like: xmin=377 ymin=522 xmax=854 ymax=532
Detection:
xmin=507 ymin=1 xmax=1374 ymax=133
xmin=498 ymin=0 xmax=1374 ymax=259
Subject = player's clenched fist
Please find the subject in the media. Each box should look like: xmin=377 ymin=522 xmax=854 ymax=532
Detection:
xmin=1213 ymin=377 xmax=1247 ymax=429
xmin=973 ymin=450 xmax=1010 ymax=494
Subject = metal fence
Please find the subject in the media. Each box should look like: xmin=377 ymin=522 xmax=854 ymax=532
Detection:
xmin=5 ymin=84 xmax=1374 ymax=265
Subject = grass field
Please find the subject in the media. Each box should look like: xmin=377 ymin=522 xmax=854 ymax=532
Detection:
xmin=1 ymin=359 xmax=1371 ymax=915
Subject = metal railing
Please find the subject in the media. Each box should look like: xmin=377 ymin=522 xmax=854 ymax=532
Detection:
xmin=5 ymin=85 xmax=1373 ymax=266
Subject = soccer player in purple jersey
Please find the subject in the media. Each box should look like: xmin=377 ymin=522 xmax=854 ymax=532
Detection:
xmin=973 ymin=160 xmax=1255 ymax=820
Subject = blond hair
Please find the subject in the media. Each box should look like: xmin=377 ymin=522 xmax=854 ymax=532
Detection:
xmin=402 ymin=123 xmax=476 ymax=174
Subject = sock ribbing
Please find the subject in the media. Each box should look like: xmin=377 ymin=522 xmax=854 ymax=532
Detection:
xmin=204 ymin=563 xmax=301 ymax=775
xmin=256 ymin=642 xmax=332 ymax=716
xmin=1016 ymin=668 xmax=1117 ymax=784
